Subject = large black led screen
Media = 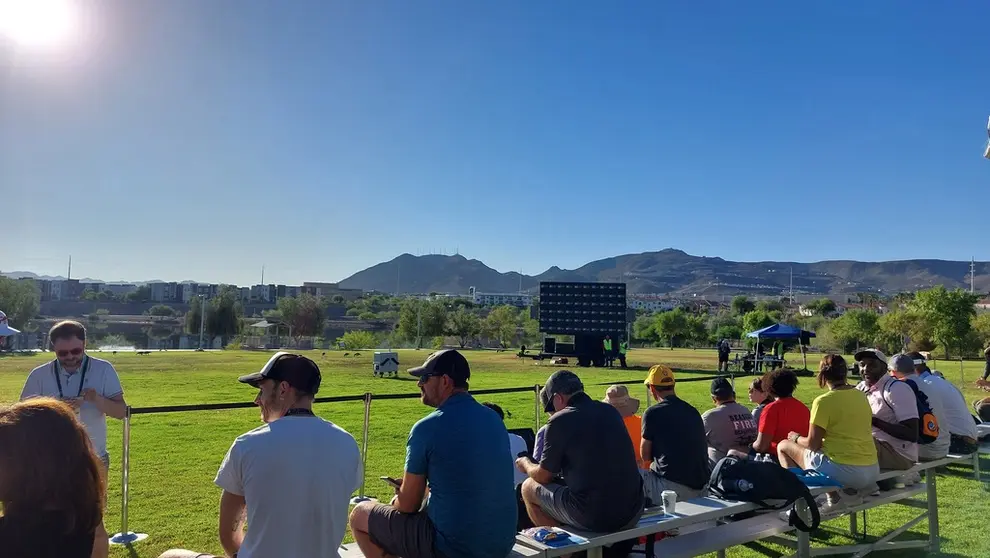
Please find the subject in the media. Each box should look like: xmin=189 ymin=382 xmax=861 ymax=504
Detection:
xmin=538 ymin=281 xmax=627 ymax=335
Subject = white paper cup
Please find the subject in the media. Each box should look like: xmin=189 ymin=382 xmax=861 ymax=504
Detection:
xmin=661 ymin=490 xmax=677 ymax=514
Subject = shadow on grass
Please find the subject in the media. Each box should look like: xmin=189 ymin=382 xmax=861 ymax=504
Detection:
xmin=810 ymin=524 xmax=971 ymax=557
xmin=122 ymin=544 xmax=140 ymax=558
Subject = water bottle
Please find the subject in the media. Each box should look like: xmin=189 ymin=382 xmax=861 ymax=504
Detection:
xmin=736 ymin=480 xmax=753 ymax=492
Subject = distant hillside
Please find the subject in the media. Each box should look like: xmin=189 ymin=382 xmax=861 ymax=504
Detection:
xmin=338 ymin=250 xmax=990 ymax=296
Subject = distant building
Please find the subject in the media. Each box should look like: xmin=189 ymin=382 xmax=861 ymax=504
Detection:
xmin=468 ymin=287 xmax=532 ymax=307
xmin=302 ymin=281 xmax=362 ymax=300
xmin=149 ymin=282 xmax=181 ymax=303
xmin=627 ymin=295 xmax=679 ymax=312
xmin=976 ymin=298 xmax=990 ymax=312
xmin=250 ymin=284 xmax=277 ymax=303
xmin=104 ymin=283 xmax=138 ymax=297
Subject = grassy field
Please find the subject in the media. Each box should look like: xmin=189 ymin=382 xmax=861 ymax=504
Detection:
xmin=0 ymin=347 xmax=986 ymax=558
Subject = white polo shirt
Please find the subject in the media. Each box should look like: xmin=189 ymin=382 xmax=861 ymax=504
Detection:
xmin=214 ymin=414 xmax=362 ymax=558
xmin=920 ymin=372 xmax=978 ymax=439
xmin=20 ymin=356 xmax=123 ymax=458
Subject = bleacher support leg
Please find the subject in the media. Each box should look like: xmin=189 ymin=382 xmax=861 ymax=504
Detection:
xmin=926 ymin=468 xmax=940 ymax=552
xmin=796 ymin=530 xmax=811 ymax=558
xmin=974 ymin=452 xmax=981 ymax=481
xmin=716 ymin=549 xmax=726 ymax=558
xmin=849 ymin=511 xmax=858 ymax=537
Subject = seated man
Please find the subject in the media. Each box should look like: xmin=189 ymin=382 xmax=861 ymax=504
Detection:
xmin=516 ymin=370 xmax=644 ymax=533
xmin=158 ymin=352 xmax=362 ymax=558
xmin=641 ymin=365 xmax=710 ymax=503
xmin=888 ymin=353 xmax=950 ymax=462
xmin=854 ymin=351 xmax=919 ymax=481
xmin=702 ymin=378 xmax=757 ymax=463
xmin=909 ymin=352 xmax=980 ymax=455
xmin=350 ymin=350 xmax=517 ymax=558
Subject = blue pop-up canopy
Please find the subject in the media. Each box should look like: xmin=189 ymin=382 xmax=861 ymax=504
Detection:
xmin=745 ymin=323 xmax=816 ymax=340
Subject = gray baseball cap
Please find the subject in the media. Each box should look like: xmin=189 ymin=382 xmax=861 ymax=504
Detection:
xmin=887 ymin=353 xmax=915 ymax=375
xmin=540 ymin=370 xmax=584 ymax=412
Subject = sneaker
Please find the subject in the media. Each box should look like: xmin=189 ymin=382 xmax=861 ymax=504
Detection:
xmin=898 ymin=472 xmax=921 ymax=487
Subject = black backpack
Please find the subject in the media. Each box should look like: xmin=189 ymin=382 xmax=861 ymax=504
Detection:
xmin=708 ymin=455 xmax=821 ymax=532
xmin=881 ymin=378 xmax=940 ymax=444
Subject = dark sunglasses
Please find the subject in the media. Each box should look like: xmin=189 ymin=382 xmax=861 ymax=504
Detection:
xmin=417 ymin=373 xmax=441 ymax=385
xmin=56 ymin=348 xmax=84 ymax=358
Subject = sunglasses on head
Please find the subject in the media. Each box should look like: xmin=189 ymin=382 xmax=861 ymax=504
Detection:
xmin=56 ymin=348 xmax=84 ymax=358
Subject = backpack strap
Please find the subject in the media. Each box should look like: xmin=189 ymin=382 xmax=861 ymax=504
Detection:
xmin=787 ymin=489 xmax=821 ymax=532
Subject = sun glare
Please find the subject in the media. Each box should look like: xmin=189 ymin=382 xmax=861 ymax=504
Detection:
xmin=0 ymin=0 xmax=79 ymax=49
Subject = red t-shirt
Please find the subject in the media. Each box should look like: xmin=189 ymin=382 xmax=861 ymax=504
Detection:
xmin=758 ymin=397 xmax=811 ymax=454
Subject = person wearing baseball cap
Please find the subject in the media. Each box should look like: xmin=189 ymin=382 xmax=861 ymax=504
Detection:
xmin=161 ymin=352 xmax=361 ymax=558
xmin=350 ymin=350 xmax=517 ymax=558
xmin=640 ymin=365 xmax=710 ymax=504
xmin=888 ymin=353 xmax=951 ymax=461
xmin=702 ymin=378 xmax=758 ymax=463
xmin=905 ymin=351 xmax=980 ymax=455
xmin=854 ymin=352 xmax=920 ymax=484
xmin=516 ymin=370 xmax=644 ymax=536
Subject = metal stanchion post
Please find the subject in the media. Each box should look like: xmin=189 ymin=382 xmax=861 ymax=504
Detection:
xmin=350 ymin=393 xmax=375 ymax=505
xmin=533 ymin=385 xmax=541 ymax=432
xmin=111 ymin=407 xmax=148 ymax=545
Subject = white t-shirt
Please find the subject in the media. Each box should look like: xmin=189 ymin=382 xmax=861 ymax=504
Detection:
xmin=508 ymin=433 xmax=529 ymax=487
xmin=905 ymin=374 xmax=951 ymax=460
xmin=921 ymin=373 xmax=978 ymax=440
xmin=20 ymin=356 xmax=123 ymax=457
xmin=214 ymin=414 xmax=361 ymax=558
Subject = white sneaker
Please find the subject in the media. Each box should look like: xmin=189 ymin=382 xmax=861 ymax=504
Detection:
xmin=897 ymin=472 xmax=921 ymax=487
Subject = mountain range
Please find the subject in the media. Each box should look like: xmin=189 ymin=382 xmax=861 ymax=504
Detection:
xmin=6 ymin=250 xmax=989 ymax=297
xmin=337 ymin=250 xmax=990 ymax=296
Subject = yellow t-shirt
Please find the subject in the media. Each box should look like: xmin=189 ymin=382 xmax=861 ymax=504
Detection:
xmin=810 ymin=387 xmax=877 ymax=466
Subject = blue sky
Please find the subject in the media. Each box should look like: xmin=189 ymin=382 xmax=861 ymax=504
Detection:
xmin=2 ymin=1 xmax=989 ymax=286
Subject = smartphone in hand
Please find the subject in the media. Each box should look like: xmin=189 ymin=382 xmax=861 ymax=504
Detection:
xmin=379 ymin=476 xmax=401 ymax=489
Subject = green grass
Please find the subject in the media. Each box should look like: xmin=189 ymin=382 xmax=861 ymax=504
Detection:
xmin=0 ymin=348 xmax=986 ymax=558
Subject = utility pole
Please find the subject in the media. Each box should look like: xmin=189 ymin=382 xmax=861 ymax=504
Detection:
xmin=67 ymin=255 xmax=72 ymax=280
xmin=971 ymin=258 xmax=976 ymax=294
xmin=417 ymin=304 xmax=422 ymax=348
xmin=198 ymin=295 xmax=206 ymax=349
xmin=789 ymin=267 xmax=794 ymax=304
xmin=261 ymin=265 xmax=265 ymax=285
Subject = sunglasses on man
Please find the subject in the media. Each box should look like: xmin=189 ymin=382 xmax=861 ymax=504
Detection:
xmin=56 ymin=348 xmax=84 ymax=358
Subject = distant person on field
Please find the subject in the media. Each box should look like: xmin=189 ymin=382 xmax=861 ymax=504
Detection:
xmin=749 ymin=377 xmax=774 ymax=426
xmin=853 ymin=351 xmax=918 ymax=480
xmin=20 ymin=320 xmax=125 ymax=558
xmin=887 ymin=353 xmax=950 ymax=462
xmin=350 ymin=350 xmax=517 ymax=558
xmin=777 ymin=355 xmax=878 ymax=510
xmin=482 ymin=402 xmax=530 ymax=487
xmin=603 ymin=335 xmax=614 ymax=367
xmin=603 ymin=384 xmax=649 ymax=469
xmin=0 ymin=398 xmax=106 ymax=558
xmin=641 ymin=365 xmax=711 ymax=502
xmin=516 ymin=370 xmax=644 ymax=533
xmin=159 ymin=352 xmax=361 ymax=558
xmin=717 ymin=339 xmax=731 ymax=373
xmin=908 ymin=352 xmax=979 ymax=455
xmin=702 ymin=378 xmax=757 ymax=463
xmin=618 ymin=339 xmax=629 ymax=368
xmin=751 ymin=369 xmax=810 ymax=459
xmin=980 ymin=345 xmax=990 ymax=384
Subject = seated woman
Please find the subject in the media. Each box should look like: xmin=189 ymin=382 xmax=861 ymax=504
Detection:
xmin=0 ymin=397 xmax=106 ymax=558
xmin=752 ymin=368 xmax=810 ymax=460
xmin=749 ymin=377 xmax=774 ymax=425
xmin=777 ymin=355 xmax=879 ymax=510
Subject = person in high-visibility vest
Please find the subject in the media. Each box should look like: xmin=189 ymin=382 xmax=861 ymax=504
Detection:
xmin=618 ymin=340 xmax=629 ymax=368
xmin=603 ymin=335 xmax=614 ymax=367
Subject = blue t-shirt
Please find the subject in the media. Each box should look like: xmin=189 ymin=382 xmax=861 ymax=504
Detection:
xmin=406 ymin=392 xmax=517 ymax=558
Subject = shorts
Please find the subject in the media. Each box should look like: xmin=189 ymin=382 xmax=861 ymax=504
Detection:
xmin=640 ymin=469 xmax=706 ymax=508
xmin=535 ymin=483 xmax=642 ymax=533
xmin=367 ymin=504 xmax=442 ymax=558
xmin=718 ymin=355 xmax=729 ymax=364
xmin=874 ymin=439 xmax=914 ymax=471
xmin=804 ymin=449 xmax=878 ymax=491
xmin=975 ymin=399 xmax=990 ymax=423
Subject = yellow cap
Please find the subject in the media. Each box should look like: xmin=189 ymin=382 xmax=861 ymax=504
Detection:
xmin=644 ymin=364 xmax=675 ymax=387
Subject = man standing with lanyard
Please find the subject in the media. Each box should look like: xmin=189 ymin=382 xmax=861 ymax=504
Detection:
xmin=159 ymin=352 xmax=361 ymax=558
xmin=20 ymin=320 xmax=126 ymax=558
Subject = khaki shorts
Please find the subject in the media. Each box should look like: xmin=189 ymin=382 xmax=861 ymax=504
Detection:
xmin=874 ymin=439 xmax=914 ymax=471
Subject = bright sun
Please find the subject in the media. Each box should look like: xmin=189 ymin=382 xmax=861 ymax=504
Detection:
xmin=0 ymin=0 xmax=79 ymax=49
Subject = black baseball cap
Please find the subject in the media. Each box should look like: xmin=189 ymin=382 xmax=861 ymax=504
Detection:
xmin=409 ymin=349 xmax=471 ymax=386
xmin=540 ymin=370 xmax=584 ymax=413
xmin=238 ymin=352 xmax=322 ymax=395
xmin=710 ymin=377 xmax=734 ymax=398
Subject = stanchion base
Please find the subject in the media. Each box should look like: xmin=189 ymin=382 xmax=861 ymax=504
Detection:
xmin=349 ymin=496 xmax=378 ymax=505
xmin=110 ymin=532 xmax=148 ymax=545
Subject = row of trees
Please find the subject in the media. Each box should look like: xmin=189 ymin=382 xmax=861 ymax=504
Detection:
xmin=395 ymin=299 xmax=540 ymax=348
xmin=631 ymin=288 xmax=988 ymax=359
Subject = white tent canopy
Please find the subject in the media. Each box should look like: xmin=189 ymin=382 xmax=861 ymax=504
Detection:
xmin=0 ymin=310 xmax=20 ymax=337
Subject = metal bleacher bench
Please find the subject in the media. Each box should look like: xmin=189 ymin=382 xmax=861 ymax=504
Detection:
xmin=340 ymin=449 xmax=981 ymax=558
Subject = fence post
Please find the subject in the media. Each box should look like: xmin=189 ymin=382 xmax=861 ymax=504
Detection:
xmin=350 ymin=392 xmax=375 ymax=504
xmin=533 ymin=385 xmax=541 ymax=433
xmin=110 ymin=406 xmax=148 ymax=545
